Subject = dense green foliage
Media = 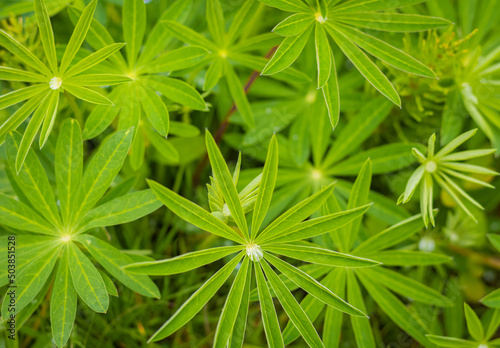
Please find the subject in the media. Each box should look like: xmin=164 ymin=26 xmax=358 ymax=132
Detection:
xmin=0 ymin=0 xmax=499 ymax=347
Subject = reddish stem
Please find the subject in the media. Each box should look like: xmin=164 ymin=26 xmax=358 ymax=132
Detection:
xmin=193 ymin=46 xmax=278 ymax=186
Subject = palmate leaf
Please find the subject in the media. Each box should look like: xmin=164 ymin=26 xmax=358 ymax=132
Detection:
xmin=334 ymin=13 xmax=452 ymax=32
xmin=273 ymin=13 xmax=314 ymax=36
xmin=148 ymin=252 xmax=244 ymax=342
xmin=228 ymin=265 xmax=252 ymax=348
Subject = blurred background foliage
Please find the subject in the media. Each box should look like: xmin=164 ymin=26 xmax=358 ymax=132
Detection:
xmin=0 ymin=0 xmax=499 ymax=347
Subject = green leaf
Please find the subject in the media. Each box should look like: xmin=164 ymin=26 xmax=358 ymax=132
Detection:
xmin=82 ymin=85 xmax=124 ymax=140
xmin=264 ymin=244 xmax=379 ymax=267
xmin=254 ymin=261 xmax=285 ymax=348
xmin=331 ymin=0 xmax=425 ymax=14
xmin=206 ymin=0 xmax=225 ymax=46
xmin=257 ymin=0 xmax=313 ymax=13
xmin=68 ymin=241 xmax=109 ymax=313
xmin=206 ymin=131 xmax=249 ymax=240
xmin=0 ymin=29 xmax=51 ymax=76
xmin=265 ymin=253 xmax=366 ymax=317
xmin=137 ymin=0 xmax=193 ymax=66
xmin=343 ymin=159 xmax=372 ymax=250
xmin=124 ymin=246 xmax=244 ymax=275
xmin=354 ymin=213 xmax=425 ymax=253
xmin=0 ymin=66 xmax=48 ymax=82
xmin=225 ymin=63 xmax=255 ymax=128
xmin=145 ymin=46 xmax=209 ymax=73
xmin=261 ymin=260 xmax=325 ymax=348
xmin=99 ymin=269 xmax=118 ymax=297
xmin=0 ymin=193 xmax=57 ymax=235
xmin=39 ymin=89 xmax=59 ymax=148
xmin=55 ymin=118 xmax=83 ymax=227
xmin=59 ymin=0 xmax=97 ymax=75
xmin=262 ymin=25 xmax=313 ymax=75
xmin=1 ymin=244 xmax=61 ymax=317
xmin=147 ymin=76 xmax=207 ymax=111
xmin=481 ymin=289 xmax=500 ymax=308
xmin=332 ymin=23 xmax=436 ymax=78
xmin=256 ymin=184 xmax=334 ymax=243
xmin=358 ymin=272 xmax=432 ymax=346
xmin=228 ymin=265 xmax=252 ymax=348
xmin=252 ymin=135 xmax=279 ymax=237
xmin=0 ymin=84 xmax=49 ymax=111
xmin=346 ymin=271 xmax=376 ymax=348
xmin=64 ymin=84 xmax=114 ymax=105
xmin=325 ymin=23 xmax=401 ymax=106
xmin=358 ymin=268 xmax=452 ymax=307
xmin=464 ymin=303 xmax=484 ymax=341
xmin=435 ymin=129 xmax=478 ymax=158
xmin=65 ymin=74 xmax=132 ymax=86
xmin=76 ymin=235 xmax=160 ymax=298
xmin=322 ymin=51 xmax=340 ymax=128
xmin=123 ymin=0 xmax=146 ymax=67
xmin=78 ymin=189 xmax=162 ymax=232
xmin=335 ymin=13 xmax=452 ymax=32
xmin=34 ymin=0 xmax=58 ymax=73
xmin=162 ymin=20 xmax=217 ymax=51
xmin=426 ymin=335 xmax=477 ymax=347
xmin=15 ymin=93 xmax=51 ymax=173
xmin=488 ymin=234 xmax=500 ymax=254
xmin=213 ymin=258 xmax=250 ymax=348
xmin=148 ymin=252 xmax=244 ymax=342
xmin=364 ymin=250 xmax=451 ymax=266
xmin=226 ymin=0 xmax=257 ymax=45
xmin=64 ymin=43 xmax=126 ymax=78
xmin=322 ymin=270 xmax=346 ymax=347
xmin=322 ymin=97 xmax=392 ymax=167
xmin=315 ymin=23 xmax=331 ymax=88
xmin=147 ymin=180 xmax=246 ymax=244
xmin=261 ymin=203 xmax=372 ymax=244
xmin=72 ymin=128 xmax=133 ymax=224
xmin=6 ymin=131 xmax=62 ymax=229
xmin=137 ymin=84 xmax=169 ymax=137
xmin=272 ymin=13 xmax=315 ymax=36
xmin=204 ymin=59 xmax=224 ymax=90
xmin=50 ymin=247 xmax=77 ymax=348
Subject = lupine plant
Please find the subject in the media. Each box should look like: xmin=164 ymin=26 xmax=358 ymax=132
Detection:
xmin=0 ymin=0 xmax=499 ymax=347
